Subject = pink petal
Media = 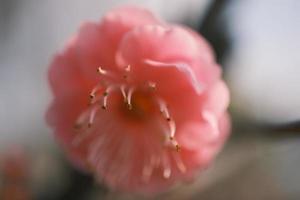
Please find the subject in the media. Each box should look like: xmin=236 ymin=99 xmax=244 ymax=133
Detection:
xmin=46 ymin=92 xmax=89 ymax=169
xmin=74 ymin=6 xmax=160 ymax=81
xmin=179 ymin=112 xmax=230 ymax=169
xmin=177 ymin=120 xmax=218 ymax=151
xmin=73 ymin=22 xmax=116 ymax=81
xmin=144 ymin=59 xmax=203 ymax=94
xmin=116 ymin=25 xmax=220 ymax=88
xmin=48 ymin=38 xmax=90 ymax=96
xmin=124 ymin=61 xmax=204 ymax=127
xmin=202 ymin=80 xmax=230 ymax=117
xmin=177 ymin=25 xmax=215 ymax=63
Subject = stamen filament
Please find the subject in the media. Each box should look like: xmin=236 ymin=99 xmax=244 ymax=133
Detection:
xmin=125 ymin=65 xmax=131 ymax=72
xmin=168 ymin=119 xmax=176 ymax=138
xmin=162 ymin=153 xmax=171 ymax=179
xmin=97 ymin=66 xmax=107 ymax=75
xmin=88 ymin=106 xmax=100 ymax=127
xmin=120 ymin=85 xmax=127 ymax=102
xmin=158 ymin=100 xmax=171 ymax=120
xmin=122 ymin=65 xmax=131 ymax=80
xmin=89 ymin=84 xmax=103 ymax=102
xmin=102 ymin=86 xmax=115 ymax=110
xmin=172 ymin=152 xmax=186 ymax=173
xmin=126 ymin=87 xmax=135 ymax=110
xmin=89 ymin=95 xmax=102 ymax=105
xmin=97 ymin=66 xmax=118 ymax=81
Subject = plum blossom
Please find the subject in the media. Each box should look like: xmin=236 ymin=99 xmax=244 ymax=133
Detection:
xmin=47 ymin=6 xmax=230 ymax=194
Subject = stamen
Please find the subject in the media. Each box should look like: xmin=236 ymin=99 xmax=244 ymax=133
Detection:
xmin=156 ymin=97 xmax=179 ymax=150
xmin=89 ymin=95 xmax=102 ymax=105
xmin=172 ymin=152 xmax=186 ymax=173
xmin=73 ymin=123 xmax=82 ymax=130
xmin=72 ymin=105 xmax=104 ymax=146
xmin=102 ymin=86 xmax=115 ymax=110
xmin=120 ymin=85 xmax=127 ymax=102
xmin=89 ymin=84 xmax=103 ymax=101
xmin=162 ymin=153 xmax=171 ymax=179
xmin=97 ymin=66 xmax=117 ymax=81
xmin=168 ymin=119 xmax=176 ymax=138
xmin=97 ymin=66 xmax=107 ymax=75
xmin=73 ymin=109 xmax=91 ymax=130
xmin=153 ymin=155 xmax=161 ymax=168
xmin=122 ymin=65 xmax=131 ymax=80
xmin=126 ymin=87 xmax=135 ymax=110
xmin=175 ymin=144 xmax=181 ymax=152
xmin=158 ymin=100 xmax=171 ymax=120
xmin=89 ymin=94 xmax=95 ymax=99
xmin=88 ymin=106 xmax=100 ymax=127
xmin=102 ymin=98 xmax=108 ymax=110
xmin=142 ymin=134 xmax=157 ymax=182
xmin=148 ymin=81 xmax=156 ymax=90
xmin=169 ymin=136 xmax=181 ymax=152
xmin=142 ymin=162 xmax=153 ymax=182
xmin=72 ymin=124 xmax=91 ymax=146
xmin=125 ymin=65 xmax=131 ymax=72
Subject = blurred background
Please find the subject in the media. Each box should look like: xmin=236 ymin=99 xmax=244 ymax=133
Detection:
xmin=0 ymin=0 xmax=299 ymax=199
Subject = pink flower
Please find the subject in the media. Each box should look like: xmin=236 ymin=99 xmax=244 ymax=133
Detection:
xmin=47 ymin=6 xmax=230 ymax=194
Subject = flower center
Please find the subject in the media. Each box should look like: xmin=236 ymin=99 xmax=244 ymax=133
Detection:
xmin=120 ymin=90 xmax=156 ymax=120
xmin=72 ymin=66 xmax=180 ymax=152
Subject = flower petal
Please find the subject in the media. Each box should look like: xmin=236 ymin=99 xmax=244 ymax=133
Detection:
xmin=116 ymin=25 xmax=220 ymax=88
xmin=144 ymin=59 xmax=203 ymax=94
xmin=74 ymin=6 xmax=160 ymax=81
xmin=48 ymin=38 xmax=90 ymax=96
xmin=202 ymin=80 xmax=230 ymax=117
xmin=179 ymin=112 xmax=230 ymax=169
xmin=46 ymin=91 xmax=90 ymax=169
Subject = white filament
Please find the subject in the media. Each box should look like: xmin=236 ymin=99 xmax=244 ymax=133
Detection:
xmin=120 ymin=85 xmax=127 ymax=102
xmin=172 ymin=152 xmax=186 ymax=173
xmin=126 ymin=87 xmax=135 ymax=109
xmin=102 ymin=85 xmax=115 ymax=109
xmin=162 ymin=152 xmax=171 ymax=179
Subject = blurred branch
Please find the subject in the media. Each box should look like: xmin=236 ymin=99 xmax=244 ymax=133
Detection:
xmin=198 ymin=0 xmax=231 ymax=64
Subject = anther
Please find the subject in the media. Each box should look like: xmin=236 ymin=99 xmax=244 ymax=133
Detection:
xmin=125 ymin=65 xmax=131 ymax=72
xmin=126 ymin=103 xmax=132 ymax=110
xmin=89 ymin=84 xmax=103 ymax=104
xmin=101 ymin=86 xmax=115 ymax=110
xmin=122 ymin=65 xmax=131 ymax=80
xmin=175 ymin=144 xmax=181 ymax=152
xmin=73 ymin=123 xmax=82 ymax=130
xmin=169 ymin=136 xmax=180 ymax=152
xmin=97 ymin=66 xmax=107 ymax=74
xmin=148 ymin=82 xmax=156 ymax=90
xmin=89 ymin=94 xmax=95 ymax=99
